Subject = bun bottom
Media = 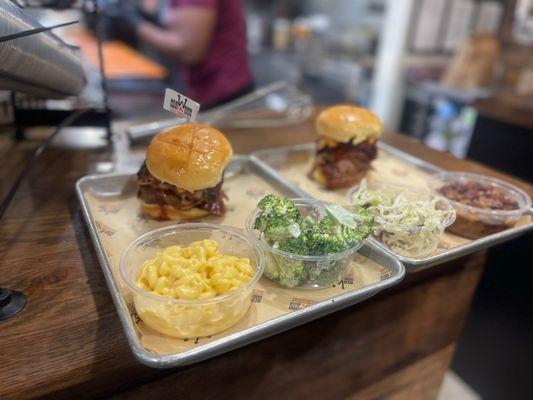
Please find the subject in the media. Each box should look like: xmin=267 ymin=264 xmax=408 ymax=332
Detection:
xmin=139 ymin=200 xmax=210 ymax=221
xmin=310 ymin=165 xmax=368 ymax=190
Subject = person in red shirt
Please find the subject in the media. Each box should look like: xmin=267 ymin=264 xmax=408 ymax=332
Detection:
xmin=108 ymin=0 xmax=254 ymax=109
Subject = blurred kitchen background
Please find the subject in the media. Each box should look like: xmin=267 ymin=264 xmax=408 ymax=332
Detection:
xmin=2 ymin=0 xmax=532 ymax=177
xmin=1 ymin=1 xmax=532 ymax=398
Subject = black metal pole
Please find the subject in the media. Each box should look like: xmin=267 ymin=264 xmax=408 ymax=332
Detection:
xmin=11 ymin=92 xmax=25 ymax=141
xmin=92 ymin=0 xmax=113 ymax=143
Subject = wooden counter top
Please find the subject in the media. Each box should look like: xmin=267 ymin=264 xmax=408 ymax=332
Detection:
xmin=473 ymin=95 xmax=533 ymax=131
xmin=0 ymin=114 xmax=531 ymax=400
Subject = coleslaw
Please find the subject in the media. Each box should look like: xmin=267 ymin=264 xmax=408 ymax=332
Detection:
xmin=350 ymin=181 xmax=455 ymax=258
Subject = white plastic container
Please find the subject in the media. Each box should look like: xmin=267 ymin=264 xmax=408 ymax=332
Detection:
xmin=246 ymin=199 xmax=365 ymax=289
xmin=348 ymin=181 xmax=456 ymax=258
xmin=120 ymin=224 xmax=264 ymax=339
xmin=428 ymin=172 xmax=531 ymax=239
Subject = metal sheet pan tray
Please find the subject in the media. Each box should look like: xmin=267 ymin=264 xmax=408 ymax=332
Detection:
xmin=251 ymin=143 xmax=532 ymax=271
xmin=76 ymin=156 xmax=404 ymax=368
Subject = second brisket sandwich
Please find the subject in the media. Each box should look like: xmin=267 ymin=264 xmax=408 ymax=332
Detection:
xmin=310 ymin=105 xmax=383 ymax=190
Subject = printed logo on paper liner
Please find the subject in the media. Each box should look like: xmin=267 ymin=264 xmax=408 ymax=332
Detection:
xmin=332 ymin=274 xmax=354 ymax=289
xmin=438 ymin=240 xmax=451 ymax=250
xmin=391 ymin=168 xmax=409 ymax=177
xmin=183 ymin=337 xmax=210 ymax=344
xmin=127 ymin=303 xmax=141 ymax=325
xmin=379 ymin=267 xmax=391 ymax=280
xmin=98 ymin=204 xmax=121 ymax=215
xmin=251 ymin=290 xmax=263 ymax=303
xmin=289 ymin=298 xmax=316 ymax=311
xmin=96 ymin=221 xmax=116 ymax=237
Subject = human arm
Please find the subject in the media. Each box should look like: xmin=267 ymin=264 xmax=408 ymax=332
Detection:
xmin=137 ymin=6 xmax=216 ymax=65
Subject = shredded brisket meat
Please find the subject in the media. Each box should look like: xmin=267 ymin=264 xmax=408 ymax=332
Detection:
xmin=311 ymin=138 xmax=378 ymax=189
xmin=137 ymin=163 xmax=226 ymax=215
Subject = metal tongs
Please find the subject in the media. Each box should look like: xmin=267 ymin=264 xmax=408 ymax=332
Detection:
xmin=127 ymin=81 xmax=313 ymax=142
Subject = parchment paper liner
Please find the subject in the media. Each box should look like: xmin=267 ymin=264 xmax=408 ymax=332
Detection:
xmin=85 ymin=164 xmax=390 ymax=355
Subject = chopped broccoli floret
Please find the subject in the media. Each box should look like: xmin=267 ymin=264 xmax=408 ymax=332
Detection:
xmin=254 ymin=195 xmax=374 ymax=256
xmin=276 ymin=257 xmax=307 ymax=288
xmin=305 ymin=230 xmax=348 ymax=255
xmin=277 ymin=237 xmax=309 ymax=255
xmin=256 ymin=194 xmax=301 ymax=221
xmin=348 ymin=207 xmax=374 ymax=239
xmin=253 ymin=195 xmax=375 ymax=288
xmin=264 ymin=251 xmax=307 ymax=288
xmin=302 ymin=205 xmax=374 ymax=255
xmin=317 ymin=214 xmax=336 ymax=231
xmin=254 ymin=195 xmax=302 ymax=243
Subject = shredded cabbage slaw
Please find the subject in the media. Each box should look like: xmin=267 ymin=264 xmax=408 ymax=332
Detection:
xmin=351 ymin=181 xmax=455 ymax=258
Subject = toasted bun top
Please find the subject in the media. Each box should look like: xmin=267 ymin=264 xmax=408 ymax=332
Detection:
xmin=146 ymin=124 xmax=233 ymax=192
xmin=316 ymin=105 xmax=383 ymax=145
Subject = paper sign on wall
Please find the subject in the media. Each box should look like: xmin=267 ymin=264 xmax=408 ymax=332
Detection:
xmin=163 ymin=88 xmax=200 ymax=122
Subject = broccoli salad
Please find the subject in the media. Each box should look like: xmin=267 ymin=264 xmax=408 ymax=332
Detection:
xmin=350 ymin=181 xmax=455 ymax=258
xmin=252 ymin=195 xmax=374 ymax=288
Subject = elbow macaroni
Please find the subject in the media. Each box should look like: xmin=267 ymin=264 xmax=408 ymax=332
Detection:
xmin=136 ymin=239 xmax=254 ymax=300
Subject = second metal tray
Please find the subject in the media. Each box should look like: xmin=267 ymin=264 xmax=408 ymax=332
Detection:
xmin=251 ymin=143 xmax=533 ymax=271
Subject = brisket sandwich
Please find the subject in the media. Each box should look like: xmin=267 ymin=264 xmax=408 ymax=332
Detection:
xmin=310 ymin=105 xmax=383 ymax=189
xmin=137 ymin=124 xmax=233 ymax=220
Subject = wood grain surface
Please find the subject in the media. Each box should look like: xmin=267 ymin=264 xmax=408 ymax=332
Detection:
xmin=109 ymin=255 xmax=483 ymax=400
xmin=473 ymin=95 xmax=533 ymax=131
xmin=0 ymin=113 xmax=530 ymax=400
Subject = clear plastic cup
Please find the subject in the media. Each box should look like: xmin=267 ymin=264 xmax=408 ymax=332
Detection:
xmin=347 ymin=181 xmax=456 ymax=258
xmin=428 ymin=172 xmax=532 ymax=239
xmin=245 ymin=199 xmax=365 ymax=289
xmin=120 ymin=224 xmax=264 ymax=339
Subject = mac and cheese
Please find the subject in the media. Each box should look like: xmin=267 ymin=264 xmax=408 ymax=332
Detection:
xmin=136 ymin=239 xmax=254 ymax=300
